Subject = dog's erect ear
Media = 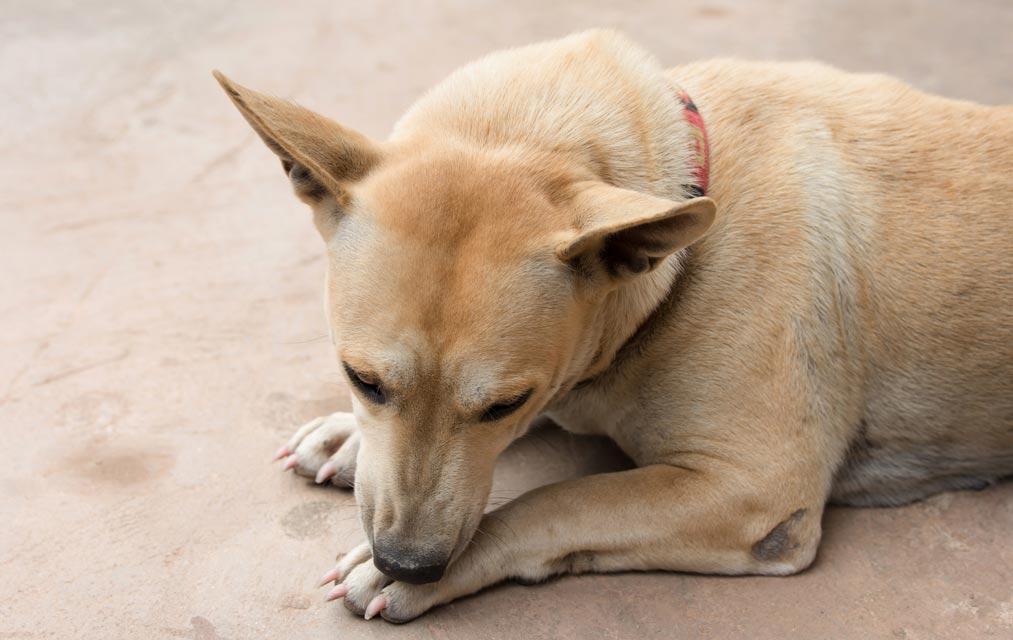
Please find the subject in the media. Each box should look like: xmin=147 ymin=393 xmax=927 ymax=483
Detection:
xmin=556 ymin=182 xmax=716 ymax=281
xmin=212 ymin=71 xmax=381 ymax=205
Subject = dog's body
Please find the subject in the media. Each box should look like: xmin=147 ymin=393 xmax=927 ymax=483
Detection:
xmin=553 ymin=57 xmax=1013 ymax=508
xmin=217 ymin=30 xmax=1012 ymax=622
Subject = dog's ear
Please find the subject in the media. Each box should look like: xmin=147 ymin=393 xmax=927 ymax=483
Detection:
xmin=212 ymin=71 xmax=381 ymax=206
xmin=556 ymin=182 xmax=716 ymax=281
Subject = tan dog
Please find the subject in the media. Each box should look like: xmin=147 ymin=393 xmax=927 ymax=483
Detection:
xmin=215 ymin=30 xmax=1013 ymax=623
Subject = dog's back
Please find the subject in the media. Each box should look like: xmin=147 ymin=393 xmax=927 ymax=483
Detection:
xmin=671 ymin=59 xmax=1013 ymax=505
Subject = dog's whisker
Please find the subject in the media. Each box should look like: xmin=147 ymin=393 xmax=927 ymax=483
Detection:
xmin=474 ymin=526 xmax=511 ymax=560
xmin=482 ymin=514 xmax=520 ymax=544
xmin=486 ymin=491 xmax=523 ymax=499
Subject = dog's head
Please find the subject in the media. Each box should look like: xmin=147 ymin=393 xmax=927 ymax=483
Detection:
xmin=216 ymin=72 xmax=714 ymax=583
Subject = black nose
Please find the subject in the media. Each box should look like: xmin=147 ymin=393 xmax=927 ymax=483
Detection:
xmin=372 ymin=541 xmax=449 ymax=584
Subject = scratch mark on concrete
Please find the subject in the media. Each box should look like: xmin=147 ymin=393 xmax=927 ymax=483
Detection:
xmin=33 ymin=348 xmax=130 ymax=387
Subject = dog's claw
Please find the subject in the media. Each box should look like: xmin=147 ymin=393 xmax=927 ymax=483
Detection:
xmin=283 ymin=455 xmax=299 ymax=471
xmin=272 ymin=445 xmax=291 ymax=461
xmin=364 ymin=594 xmax=387 ymax=620
xmin=325 ymin=583 xmax=348 ymax=601
xmin=318 ymin=565 xmax=343 ymax=586
xmin=315 ymin=461 xmax=337 ymax=484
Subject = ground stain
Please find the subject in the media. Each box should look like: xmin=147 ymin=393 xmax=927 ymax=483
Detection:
xmin=278 ymin=593 xmax=312 ymax=610
xmin=162 ymin=616 xmax=225 ymax=640
xmin=189 ymin=617 xmax=222 ymax=640
xmin=280 ymin=500 xmax=337 ymax=539
xmin=697 ymin=6 xmax=729 ymax=17
xmin=45 ymin=435 xmax=174 ymax=490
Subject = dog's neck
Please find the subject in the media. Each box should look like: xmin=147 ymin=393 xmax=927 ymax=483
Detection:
xmin=573 ymin=245 xmax=688 ymax=386
xmin=570 ymin=82 xmax=710 ymax=387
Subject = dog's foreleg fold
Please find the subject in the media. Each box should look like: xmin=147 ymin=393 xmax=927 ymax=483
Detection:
xmin=376 ymin=463 xmax=823 ymax=622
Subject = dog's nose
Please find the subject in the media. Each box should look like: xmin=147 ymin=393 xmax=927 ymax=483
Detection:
xmin=372 ymin=539 xmax=449 ymax=584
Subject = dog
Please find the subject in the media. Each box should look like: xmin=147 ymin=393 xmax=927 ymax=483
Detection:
xmin=215 ymin=30 xmax=1012 ymax=623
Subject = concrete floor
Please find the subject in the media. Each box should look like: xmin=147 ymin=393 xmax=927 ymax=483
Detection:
xmin=2 ymin=1 xmax=1011 ymax=638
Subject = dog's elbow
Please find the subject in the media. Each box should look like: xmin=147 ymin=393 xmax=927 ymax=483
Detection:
xmin=748 ymin=507 xmax=820 ymax=576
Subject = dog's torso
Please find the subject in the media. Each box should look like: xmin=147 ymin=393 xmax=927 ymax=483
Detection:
xmin=546 ymin=59 xmax=1013 ymax=506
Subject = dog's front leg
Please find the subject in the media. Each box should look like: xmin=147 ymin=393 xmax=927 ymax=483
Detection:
xmin=336 ymin=463 xmax=824 ymax=623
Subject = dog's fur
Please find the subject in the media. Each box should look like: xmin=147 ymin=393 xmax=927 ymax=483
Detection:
xmin=216 ymin=30 xmax=1013 ymax=622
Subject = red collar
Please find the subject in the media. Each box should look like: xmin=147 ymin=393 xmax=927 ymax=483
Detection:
xmin=674 ymin=86 xmax=710 ymax=197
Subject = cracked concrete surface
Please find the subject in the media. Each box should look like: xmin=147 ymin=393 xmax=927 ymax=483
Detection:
xmin=1 ymin=1 xmax=1011 ymax=638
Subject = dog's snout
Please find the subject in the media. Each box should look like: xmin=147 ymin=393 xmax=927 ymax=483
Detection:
xmin=372 ymin=538 xmax=449 ymax=584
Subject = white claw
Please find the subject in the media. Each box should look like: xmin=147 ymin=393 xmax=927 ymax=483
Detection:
xmin=315 ymin=460 xmax=337 ymax=484
xmin=318 ymin=565 xmax=342 ymax=586
xmin=364 ymin=594 xmax=387 ymax=620
xmin=325 ymin=583 xmax=348 ymax=601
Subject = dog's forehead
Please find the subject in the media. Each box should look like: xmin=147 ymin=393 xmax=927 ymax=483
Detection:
xmin=333 ymin=241 xmax=570 ymax=356
xmin=358 ymin=148 xmax=564 ymax=245
xmin=331 ymin=151 xmax=571 ymax=325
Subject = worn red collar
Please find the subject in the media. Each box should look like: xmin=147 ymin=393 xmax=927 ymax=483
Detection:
xmin=674 ymin=86 xmax=710 ymax=197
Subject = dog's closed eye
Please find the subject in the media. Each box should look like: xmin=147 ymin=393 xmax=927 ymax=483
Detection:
xmin=479 ymin=389 xmax=533 ymax=422
xmin=343 ymin=362 xmax=387 ymax=405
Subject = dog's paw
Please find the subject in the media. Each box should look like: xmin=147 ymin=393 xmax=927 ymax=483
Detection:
xmin=274 ymin=412 xmax=359 ymax=487
xmin=319 ymin=543 xmax=444 ymax=623
xmin=375 ymin=579 xmax=446 ymax=624
xmin=320 ymin=543 xmax=389 ymax=619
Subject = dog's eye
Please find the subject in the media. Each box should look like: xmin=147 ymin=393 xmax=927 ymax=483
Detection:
xmin=479 ymin=389 xmax=532 ymax=422
xmin=343 ymin=362 xmax=386 ymax=405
